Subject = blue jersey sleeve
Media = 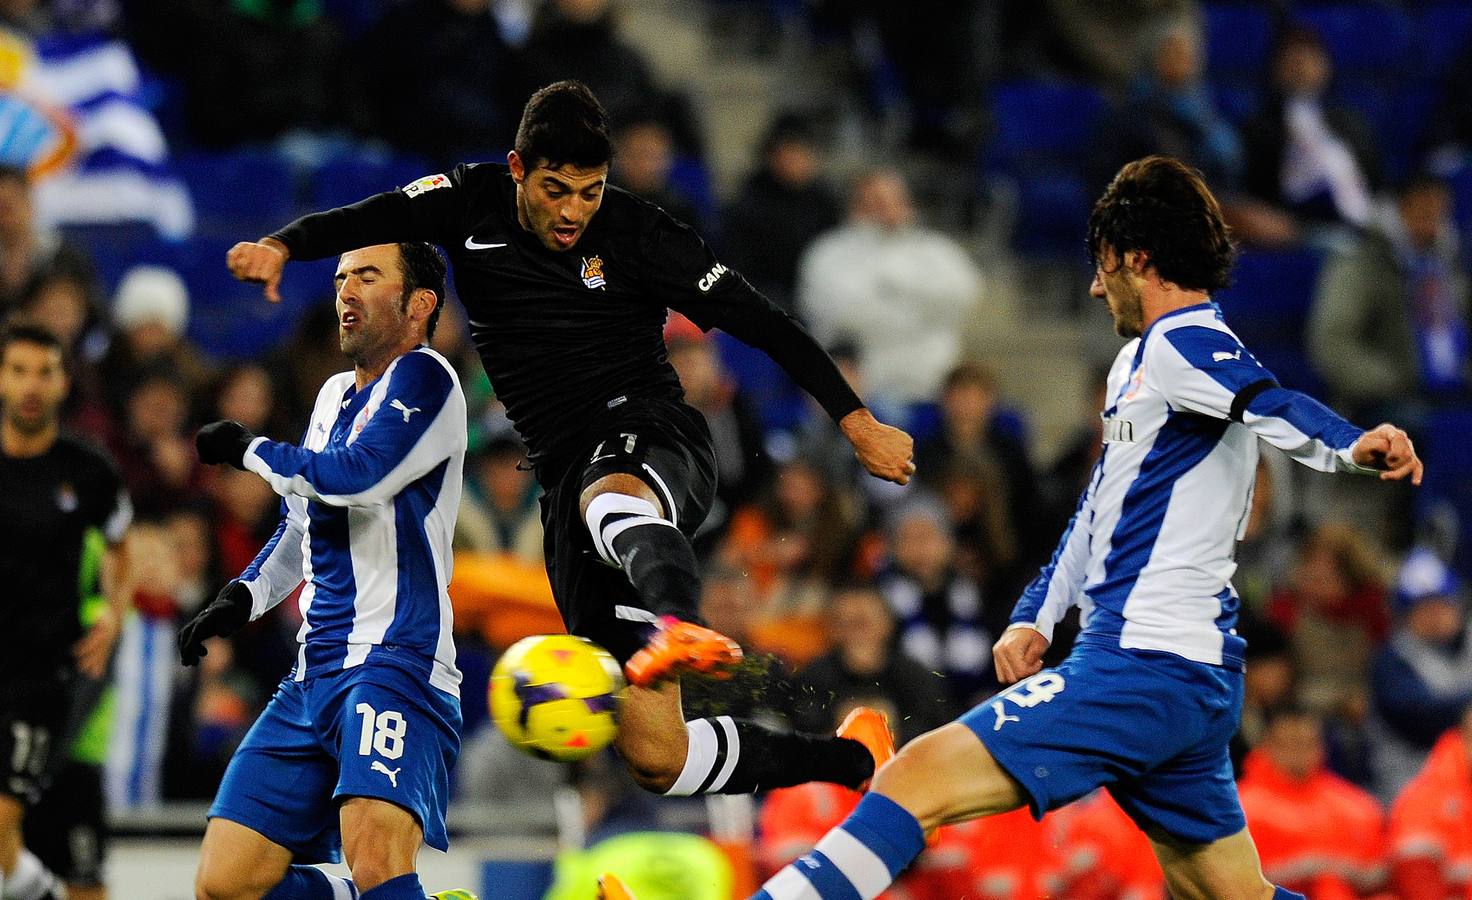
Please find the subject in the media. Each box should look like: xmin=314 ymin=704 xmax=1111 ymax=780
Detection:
xmin=1158 ymin=325 xmax=1370 ymax=474
xmin=244 ymin=350 xmax=467 ymax=506
xmin=237 ymin=496 xmax=306 ymax=619
xmin=1010 ymin=476 xmax=1096 ymax=642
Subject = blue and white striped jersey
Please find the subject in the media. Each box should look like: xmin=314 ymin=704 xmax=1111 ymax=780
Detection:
xmin=1012 ymin=303 xmax=1374 ymax=669
xmin=234 ymin=346 xmax=467 ymax=696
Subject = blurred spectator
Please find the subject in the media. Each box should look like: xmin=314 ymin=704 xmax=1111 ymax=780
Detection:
xmin=665 ymin=314 xmax=771 ymax=548
xmin=1241 ymin=25 xmax=1381 ymax=240
xmin=916 ymin=361 xmax=1045 ymax=575
xmin=267 ymin=300 xmax=344 ymax=429
xmin=456 ymin=435 xmax=543 ymax=562
xmin=613 ymin=116 xmax=702 ymax=231
xmin=934 ymin=456 xmax=1017 ymax=604
xmin=796 ymin=168 xmax=983 ymax=404
xmin=108 ymin=371 xmax=205 ymax=521
xmin=1387 ymin=707 xmax=1472 ymax=900
xmin=682 ymin=564 xmax=798 ymax=723
xmin=96 ymin=264 xmax=211 ymax=415
xmin=1232 ymin=447 xmax=1299 ymax=615
xmin=137 ymin=0 xmax=361 ymax=146
xmin=879 ymin=498 xmax=997 ymax=704
xmin=1050 ymin=789 xmax=1164 ymax=900
xmin=1096 ymin=23 xmax=1242 ymax=193
xmin=722 ymin=457 xmax=866 ymax=616
xmin=1013 ymin=0 xmax=1197 ymax=87
xmin=1237 ymin=705 xmax=1386 ymax=899
xmin=11 ymin=265 xmax=113 ymax=440
xmin=1422 ymin=43 xmax=1472 ymax=172
xmin=0 ymin=164 xmax=92 ymax=314
xmin=1369 ymin=548 xmax=1472 ymax=802
xmin=720 ymin=114 xmax=842 ymax=314
xmin=1309 ymin=174 xmax=1467 ymax=415
xmin=1266 ymin=521 xmax=1389 ymax=716
xmin=1040 ymin=363 xmax=1108 ymax=537
xmin=1233 ymin=613 xmax=1295 ymax=763
xmin=790 ymin=583 xmax=955 ymax=745
xmin=356 ymin=0 xmax=518 ymax=164
xmin=204 ymin=362 xmax=292 ymax=441
xmin=517 ymin=0 xmax=703 ymax=161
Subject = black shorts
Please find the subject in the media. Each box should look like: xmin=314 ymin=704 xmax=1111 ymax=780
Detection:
xmin=0 ymin=673 xmax=72 ymax=805
xmin=24 ymin=761 xmax=105 ymax=888
xmin=540 ymin=398 xmax=717 ymax=664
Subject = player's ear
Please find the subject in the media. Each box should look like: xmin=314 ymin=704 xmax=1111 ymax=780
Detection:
xmin=508 ymin=151 xmax=524 ymax=183
xmin=410 ymin=288 xmax=437 ymax=325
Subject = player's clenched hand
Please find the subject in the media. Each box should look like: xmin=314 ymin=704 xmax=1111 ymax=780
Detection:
xmin=226 ymin=238 xmax=288 ymax=303
xmin=993 ymin=625 xmax=1049 ymax=685
xmin=73 ymin=606 xmax=120 ymax=679
xmin=178 ymin=581 xmax=253 ymax=666
xmin=840 ymin=408 xmax=916 ymax=485
xmin=196 ymin=420 xmax=257 ymax=470
xmin=1352 ymin=423 xmax=1423 ymax=485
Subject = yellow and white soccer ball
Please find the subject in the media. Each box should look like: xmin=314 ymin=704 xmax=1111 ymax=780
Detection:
xmin=490 ymin=634 xmax=624 ymax=762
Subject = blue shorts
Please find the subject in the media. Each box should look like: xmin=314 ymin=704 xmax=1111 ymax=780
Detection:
xmin=962 ymin=640 xmax=1245 ymax=845
xmin=209 ymin=659 xmax=462 ymax=863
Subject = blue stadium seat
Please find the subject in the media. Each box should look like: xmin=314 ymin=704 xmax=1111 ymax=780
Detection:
xmin=1297 ymin=4 xmax=1413 ymax=75
xmin=1211 ymin=80 xmax=1262 ymax=126
xmin=1215 ymin=246 xmax=1326 ymax=393
xmin=1451 ymin=163 xmax=1472 ymax=242
xmin=60 ymin=223 xmax=168 ymax=298
xmin=165 ymin=236 xmax=335 ymax=360
xmin=667 ymin=154 xmax=717 ymax=232
xmin=174 ymin=150 xmax=297 ymax=237
xmin=1203 ymin=3 xmax=1274 ymax=78
xmin=1418 ymin=409 xmax=1472 ymax=574
xmin=1414 ymin=3 xmax=1472 ymax=82
xmin=984 ymin=81 xmax=1108 ymax=258
xmin=305 ymin=152 xmax=430 ymax=213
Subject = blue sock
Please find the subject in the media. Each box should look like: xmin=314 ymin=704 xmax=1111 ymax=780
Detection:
xmin=1273 ymin=889 xmax=1307 ymax=900
xmin=752 ymin=792 xmax=926 ymax=899
xmin=263 ymin=866 xmax=359 ymax=899
xmin=359 ymin=873 xmax=426 ymax=900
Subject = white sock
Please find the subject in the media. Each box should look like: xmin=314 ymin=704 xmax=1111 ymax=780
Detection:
xmin=6 ymin=849 xmax=60 ymax=900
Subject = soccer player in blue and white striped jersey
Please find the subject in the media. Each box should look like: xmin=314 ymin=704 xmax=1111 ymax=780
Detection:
xmin=753 ymin=157 xmax=1423 ymax=900
xmin=180 ymin=243 xmax=474 ymax=900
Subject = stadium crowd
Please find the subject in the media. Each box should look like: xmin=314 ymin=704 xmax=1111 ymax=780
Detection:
xmin=2 ymin=0 xmax=1472 ymax=897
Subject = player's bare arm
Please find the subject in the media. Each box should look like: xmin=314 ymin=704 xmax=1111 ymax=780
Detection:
xmin=840 ymin=407 xmax=916 ymax=485
xmin=226 ymin=237 xmax=289 ymax=303
xmin=1351 ymin=423 xmax=1423 ymax=484
xmin=992 ymin=625 xmax=1049 ymax=685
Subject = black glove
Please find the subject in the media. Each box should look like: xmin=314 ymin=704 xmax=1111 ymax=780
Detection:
xmin=196 ymin=420 xmax=256 ymax=470
xmin=178 ymin=581 xmax=253 ymax=666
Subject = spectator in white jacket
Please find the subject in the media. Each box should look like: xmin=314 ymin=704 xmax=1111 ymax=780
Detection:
xmin=796 ymin=168 xmax=983 ymax=404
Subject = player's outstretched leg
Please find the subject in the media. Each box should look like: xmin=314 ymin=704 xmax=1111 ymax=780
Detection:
xmin=752 ymin=722 xmax=1025 ymax=899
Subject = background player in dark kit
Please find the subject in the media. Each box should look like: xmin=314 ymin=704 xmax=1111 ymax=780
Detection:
xmin=226 ymin=81 xmax=912 ymax=801
xmin=0 ymin=325 xmax=131 ymax=900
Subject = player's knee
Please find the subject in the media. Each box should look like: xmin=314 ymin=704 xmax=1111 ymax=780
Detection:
xmin=194 ymin=867 xmax=253 ymax=900
xmin=617 ymin=728 xmax=685 ymax=793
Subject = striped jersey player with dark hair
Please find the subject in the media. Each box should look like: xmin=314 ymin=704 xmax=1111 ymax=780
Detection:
xmin=752 ymin=156 xmax=1424 ymax=900
xmin=225 ymin=81 xmax=910 ymax=816
xmin=180 ymin=242 xmax=476 ymax=900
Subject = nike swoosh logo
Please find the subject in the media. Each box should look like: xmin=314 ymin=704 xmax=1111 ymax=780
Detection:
xmin=465 ymin=236 xmax=507 ymax=251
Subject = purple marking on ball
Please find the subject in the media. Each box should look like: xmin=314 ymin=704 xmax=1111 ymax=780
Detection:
xmin=584 ymin=693 xmax=617 ymax=716
xmin=514 ymin=670 xmax=567 ymax=731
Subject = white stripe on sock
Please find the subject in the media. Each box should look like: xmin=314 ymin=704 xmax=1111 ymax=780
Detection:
xmin=665 ymin=718 xmax=719 ymax=796
xmin=614 ymin=604 xmax=659 ymax=623
xmin=602 ymin=514 xmax=677 ymax=551
xmin=814 ymin=827 xmax=894 ymax=899
xmin=763 ymin=865 xmax=824 ymax=900
xmin=707 ymin=716 xmax=741 ymax=792
xmin=323 ymin=872 xmax=356 ymax=900
xmin=584 ymin=493 xmax=661 ymax=566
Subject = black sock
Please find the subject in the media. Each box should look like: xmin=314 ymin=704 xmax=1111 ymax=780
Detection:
xmin=664 ymin=716 xmax=874 ymax=795
xmin=609 ymin=520 xmax=702 ymax=621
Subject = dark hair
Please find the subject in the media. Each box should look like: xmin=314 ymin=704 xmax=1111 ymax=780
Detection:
xmin=514 ymin=81 xmax=612 ymax=172
xmin=0 ymin=165 xmax=28 ymax=188
xmin=1087 ymin=155 xmax=1236 ymax=293
xmin=1262 ymin=702 xmax=1317 ymax=730
xmin=397 ymin=242 xmax=447 ymax=340
xmin=943 ymin=360 xmax=997 ymax=393
xmin=0 ymin=324 xmax=64 ymax=362
xmin=1397 ymin=170 xmax=1449 ymax=198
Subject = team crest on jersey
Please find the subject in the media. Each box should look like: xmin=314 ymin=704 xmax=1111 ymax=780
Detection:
xmin=55 ymin=482 xmax=77 ymax=513
xmin=580 ymin=255 xmax=607 ymax=290
xmin=402 ymin=173 xmax=450 ymax=198
xmin=1124 ymin=364 xmax=1146 ymax=401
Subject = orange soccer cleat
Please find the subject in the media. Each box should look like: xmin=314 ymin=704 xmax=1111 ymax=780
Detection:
xmin=624 ymin=617 xmax=743 ymax=688
xmin=837 ymin=706 xmax=896 ymax=792
xmin=597 ymin=872 xmax=638 ymax=900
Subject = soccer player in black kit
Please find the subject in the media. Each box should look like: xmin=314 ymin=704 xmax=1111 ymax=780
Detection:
xmin=0 ymin=326 xmax=131 ymax=900
xmin=221 ymin=81 xmax=910 ymax=805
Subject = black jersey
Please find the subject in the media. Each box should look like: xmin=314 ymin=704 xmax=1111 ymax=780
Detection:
xmin=271 ymin=164 xmax=862 ymax=483
xmin=0 ymin=435 xmax=130 ymax=679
